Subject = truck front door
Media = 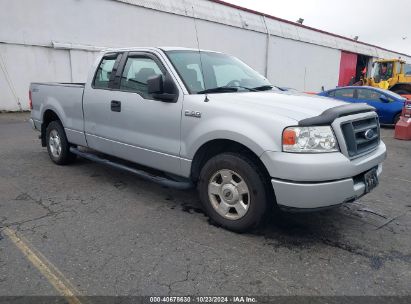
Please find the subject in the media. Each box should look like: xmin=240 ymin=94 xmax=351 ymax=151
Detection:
xmin=105 ymin=51 xmax=183 ymax=175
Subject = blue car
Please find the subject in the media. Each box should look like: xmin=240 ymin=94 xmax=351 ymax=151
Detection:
xmin=318 ymin=86 xmax=406 ymax=124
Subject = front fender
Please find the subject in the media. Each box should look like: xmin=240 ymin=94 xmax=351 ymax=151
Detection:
xmin=181 ymin=116 xmax=283 ymax=160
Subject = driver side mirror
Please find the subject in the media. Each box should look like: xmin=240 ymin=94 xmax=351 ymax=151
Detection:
xmin=147 ymin=74 xmax=163 ymax=94
xmin=147 ymin=74 xmax=178 ymax=103
xmin=379 ymin=94 xmax=390 ymax=103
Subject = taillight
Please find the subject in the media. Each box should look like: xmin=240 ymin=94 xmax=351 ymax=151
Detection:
xmin=29 ymin=90 xmax=33 ymax=110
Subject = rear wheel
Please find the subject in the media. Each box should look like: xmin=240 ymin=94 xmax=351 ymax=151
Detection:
xmin=46 ymin=121 xmax=76 ymax=165
xmin=197 ymin=153 xmax=269 ymax=232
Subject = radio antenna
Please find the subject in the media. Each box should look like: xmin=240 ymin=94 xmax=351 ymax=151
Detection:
xmin=192 ymin=5 xmax=201 ymax=51
xmin=192 ymin=4 xmax=208 ymax=101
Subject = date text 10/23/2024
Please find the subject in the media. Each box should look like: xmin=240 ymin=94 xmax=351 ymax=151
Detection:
xmin=149 ymin=297 xmax=257 ymax=303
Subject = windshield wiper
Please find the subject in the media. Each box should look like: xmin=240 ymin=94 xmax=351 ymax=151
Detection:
xmin=197 ymin=86 xmax=239 ymax=94
xmin=197 ymin=86 xmax=257 ymax=94
xmin=252 ymin=85 xmax=274 ymax=91
xmin=230 ymin=86 xmax=257 ymax=92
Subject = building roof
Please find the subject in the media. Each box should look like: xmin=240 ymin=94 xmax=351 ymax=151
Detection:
xmin=102 ymin=46 xmax=222 ymax=53
xmin=114 ymin=0 xmax=411 ymax=60
xmin=211 ymin=0 xmax=411 ymax=58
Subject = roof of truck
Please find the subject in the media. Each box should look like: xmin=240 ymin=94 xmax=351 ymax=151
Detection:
xmin=102 ymin=46 xmax=222 ymax=53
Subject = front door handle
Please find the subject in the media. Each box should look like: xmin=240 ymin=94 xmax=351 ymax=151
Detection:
xmin=111 ymin=100 xmax=121 ymax=112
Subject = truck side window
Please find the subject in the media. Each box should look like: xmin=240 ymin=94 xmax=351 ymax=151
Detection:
xmin=94 ymin=56 xmax=117 ymax=89
xmin=334 ymin=89 xmax=354 ymax=98
xmin=120 ymin=57 xmax=163 ymax=98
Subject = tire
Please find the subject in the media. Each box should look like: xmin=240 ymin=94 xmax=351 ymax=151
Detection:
xmin=197 ymin=152 xmax=269 ymax=232
xmin=394 ymin=113 xmax=401 ymax=125
xmin=393 ymin=90 xmax=410 ymax=95
xmin=46 ymin=121 xmax=76 ymax=165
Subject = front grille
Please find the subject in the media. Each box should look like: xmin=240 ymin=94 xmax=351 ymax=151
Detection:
xmin=340 ymin=116 xmax=380 ymax=158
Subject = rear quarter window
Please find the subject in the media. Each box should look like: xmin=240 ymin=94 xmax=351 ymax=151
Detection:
xmin=93 ymin=56 xmax=117 ymax=89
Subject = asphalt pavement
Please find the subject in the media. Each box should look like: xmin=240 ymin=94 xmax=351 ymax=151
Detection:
xmin=0 ymin=112 xmax=410 ymax=297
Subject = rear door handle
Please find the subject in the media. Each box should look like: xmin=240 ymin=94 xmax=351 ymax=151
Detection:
xmin=111 ymin=100 xmax=121 ymax=112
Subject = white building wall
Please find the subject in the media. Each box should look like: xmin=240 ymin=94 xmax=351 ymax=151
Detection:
xmin=0 ymin=0 xmax=410 ymax=111
xmin=0 ymin=44 xmax=72 ymax=111
xmin=69 ymin=50 xmax=101 ymax=83
xmin=195 ymin=20 xmax=268 ymax=75
xmin=267 ymin=37 xmax=341 ymax=92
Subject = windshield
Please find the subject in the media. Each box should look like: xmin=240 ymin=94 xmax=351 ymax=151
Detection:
xmin=166 ymin=50 xmax=272 ymax=94
xmin=372 ymin=61 xmax=393 ymax=81
xmin=405 ymin=63 xmax=411 ymax=75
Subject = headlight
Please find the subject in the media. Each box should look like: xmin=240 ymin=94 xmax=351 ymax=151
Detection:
xmin=282 ymin=126 xmax=339 ymax=153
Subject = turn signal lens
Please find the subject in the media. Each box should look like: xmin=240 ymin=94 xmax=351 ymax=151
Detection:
xmin=282 ymin=129 xmax=296 ymax=145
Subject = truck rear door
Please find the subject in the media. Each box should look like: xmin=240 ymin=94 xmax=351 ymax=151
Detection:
xmin=83 ymin=52 xmax=123 ymax=155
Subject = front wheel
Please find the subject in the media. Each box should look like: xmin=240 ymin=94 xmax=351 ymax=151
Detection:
xmin=46 ymin=121 xmax=76 ymax=165
xmin=393 ymin=90 xmax=410 ymax=95
xmin=394 ymin=113 xmax=401 ymax=125
xmin=197 ymin=153 xmax=269 ymax=232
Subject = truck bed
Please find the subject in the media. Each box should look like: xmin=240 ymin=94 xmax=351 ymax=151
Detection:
xmin=31 ymin=82 xmax=85 ymax=88
xmin=30 ymin=82 xmax=86 ymax=146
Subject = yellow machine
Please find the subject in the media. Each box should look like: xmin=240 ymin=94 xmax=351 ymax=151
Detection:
xmin=363 ymin=59 xmax=411 ymax=94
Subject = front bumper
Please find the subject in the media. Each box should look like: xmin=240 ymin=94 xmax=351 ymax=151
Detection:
xmin=271 ymin=164 xmax=382 ymax=210
xmin=261 ymin=141 xmax=386 ymax=210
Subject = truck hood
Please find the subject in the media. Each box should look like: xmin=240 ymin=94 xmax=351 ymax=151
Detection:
xmin=208 ymin=91 xmax=348 ymax=122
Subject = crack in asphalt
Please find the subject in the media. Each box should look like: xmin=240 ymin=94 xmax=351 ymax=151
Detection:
xmin=1 ymin=192 xmax=77 ymax=234
xmin=255 ymin=212 xmax=411 ymax=270
xmin=168 ymin=269 xmax=190 ymax=294
xmin=5 ymin=188 xmax=411 ymax=281
xmin=175 ymin=203 xmax=411 ymax=271
xmin=320 ymin=238 xmax=411 ymax=270
xmin=167 ymin=254 xmax=190 ymax=294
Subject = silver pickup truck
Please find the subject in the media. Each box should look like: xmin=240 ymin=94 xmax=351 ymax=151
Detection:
xmin=30 ymin=47 xmax=386 ymax=232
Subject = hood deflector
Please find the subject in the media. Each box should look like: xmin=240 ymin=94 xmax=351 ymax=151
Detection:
xmin=298 ymin=103 xmax=376 ymax=126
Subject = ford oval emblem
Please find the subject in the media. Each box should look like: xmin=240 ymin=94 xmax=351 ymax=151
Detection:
xmin=364 ymin=129 xmax=375 ymax=140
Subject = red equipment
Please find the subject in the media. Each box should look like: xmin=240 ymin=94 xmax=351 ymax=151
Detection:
xmin=29 ymin=90 xmax=33 ymax=110
xmin=394 ymin=100 xmax=411 ymax=140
